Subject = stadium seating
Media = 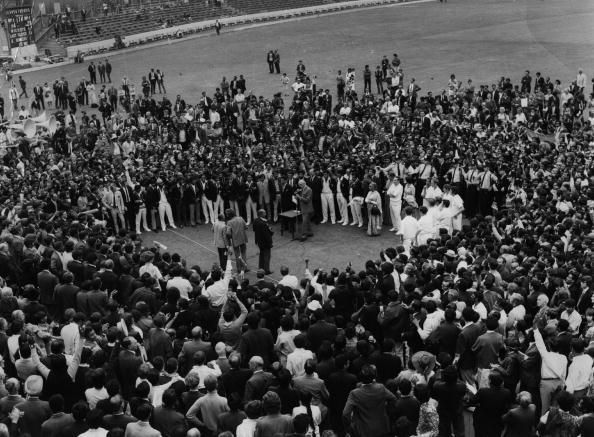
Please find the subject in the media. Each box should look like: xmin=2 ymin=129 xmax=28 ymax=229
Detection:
xmin=52 ymin=0 xmax=365 ymax=52
xmin=226 ymin=0 xmax=354 ymax=15
xmin=57 ymin=1 xmax=237 ymax=47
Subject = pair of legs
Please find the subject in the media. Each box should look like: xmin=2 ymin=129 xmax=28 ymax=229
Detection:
xmin=214 ymin=195 xmax=225 ymax=218
xmin=158 ymin=202 xmax=176 ymax=230
xmin=245 ymin=198 xmax=257 ymax=224
xmin=233 ymin=244 xmax=248 ymax=271
xmin=201 ymin=196 xmax=215 ymax=224
xmin=320 ymin=193 xmax=335 ymax=223
xmin=389 ymin=202 xmax=402 ymax=232
xmin=110 ymin=208 xmax=126 ymax=233
xmin=350 ymin=198 xmax=364 ymax=226
xmin=337 ymin=194 xmax=349 ymax=225
xmin=258 ymin=247 xmax=271 ymax=273
xmin=135 ymin=207 xmax=150 ymax=233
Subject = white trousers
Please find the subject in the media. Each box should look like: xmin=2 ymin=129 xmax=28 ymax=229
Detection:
xmin=214 ymin=194 xmax=225 ymax=217
xmin=389 ymin=202 xmax=402 ymax=230
xmin=271 ymin=194 xmax=281 ymax=221
xmin=246 ymin=197 xmax=257 ymax=223
xmin=201 ymin=196 xmax=215 ymax=224
xmin=321 ymin=192 xmax=335 ymax=222
xmin=135 ymin=207 xmax=149 ymax=233
xmin=158 ymin=202 xmax=175 ymax=230
xmin=337 ymin=193 xmax=349 ymax=223
xmin=110 ymin=207 xmax=126 ymax=232
xmin=350 ymin=198 xmax=363 ymax=225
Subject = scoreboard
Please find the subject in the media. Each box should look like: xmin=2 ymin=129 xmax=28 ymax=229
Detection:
xmin=6 ymin=7 xmax=33 ymax=48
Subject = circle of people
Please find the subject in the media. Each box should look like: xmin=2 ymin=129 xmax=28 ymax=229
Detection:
xmin=0 ymin=51 xmax=593 ymax=437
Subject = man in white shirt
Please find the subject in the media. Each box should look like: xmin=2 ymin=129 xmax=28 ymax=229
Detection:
xmin=413 ymin=300 xmax=444 ymax=340
xmin=320 ymin=171 xmax=336 ymax=224
xmin=156 ymin=178 xmax=177 ymax=231
xmin=565 ymin=339 xmax=593 ymax=398
xmin=190 ymin=351 xmax=222 ymax=390
xmin=560 ymin=299 xmax=582 ymax=334
xmin=422 ymin=178 xmax=443 ymax=208
xmin=416 ymin=206 xmax=435 ymax=246
xmin=576 ymin=69 xmax=587 ymax=91
xmin=236 ymin=400 xmax=260 ymax=437
xmin=506 ymin=294 xmax=526 ymax=330
xmin=166 ymin=265 xmax=192 ymax=300
xmin=534 ymin=328 xmax=568 ymax=414
xmin=286 ymin=334 xmax=314 ymax=377
xmin=386 ymin=176 xmax=403 ymax=232
xmin=278 ymin=265 xmax=299 ymax=290
xmin=60 ymin=309 xmax=83 ymax=355
xmin=399 ymin=207 xmax=419 ymax=252
xmin=203 ymin=259 xmax=233 ymax=308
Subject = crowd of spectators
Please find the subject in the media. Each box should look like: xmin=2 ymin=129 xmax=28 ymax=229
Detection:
xmin=0 ymin=52 xmax=593 ymax=437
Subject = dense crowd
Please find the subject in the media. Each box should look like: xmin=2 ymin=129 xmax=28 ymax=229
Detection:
xmin=0 ymin=50 xmax=593 ymax=437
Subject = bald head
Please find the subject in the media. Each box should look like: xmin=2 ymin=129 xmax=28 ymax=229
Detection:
xmin=186 ymin=428 xmax=201 ymax=437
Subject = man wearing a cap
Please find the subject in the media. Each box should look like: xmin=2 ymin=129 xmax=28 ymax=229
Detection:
xmin=14 ymin=375 xmax=51 ymax=437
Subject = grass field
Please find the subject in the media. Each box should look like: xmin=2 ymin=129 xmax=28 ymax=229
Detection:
xmin=15 ymin=0 xmax=594 ymax=280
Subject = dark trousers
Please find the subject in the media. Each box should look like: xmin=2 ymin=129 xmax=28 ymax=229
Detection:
xmin=217 ymin=247 xmax=228 ymax=268
xmin=99 ymin=72 xmax=106 ymax=83
xmin=376 ymin=80 xmax=383 ymax=94
xmin=478 ymin=189 xmax=492 ymax=216
xmin=364 ymin=78 xmax=371 ymax=93
xmin=258 ymin=246 xmax=271 ymax=272
xmin=268 ymin=61 xmax=274 ymax=73
xmin=438 ymin=410 xmax=464 ymax=437
xmin=274 ymin=61 xmax=280 ymax=74
xmin=150 ymin=80 xmax=156 ymax=94
xmin=302 ymin=211 xmax=312 ymax=236
xmin=36 ymin=96 xmax=45 ymax=109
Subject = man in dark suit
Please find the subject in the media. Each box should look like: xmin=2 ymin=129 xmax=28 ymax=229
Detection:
xmin=427 ymin=307 xmax=460 ymax=358
xmin=54 ymin=272 xmax=80 ymax=321
xmin=471 ymin=373 xmax=513 ymax=437
xmin=102 ymin=395 xmax=136 ymax=431
xmin=295 ymin=179 xmax=313 ymax=241
xmin=221 ymin=353 xmax=252 ymax=399
xmin=239 ymin=312 xmax=275 ymax=368
xmin=33 ymin=83 xmax=45 ymax=110
xmin=327 ymin=354 xmax=357 ymax=434
xmin=147 ymin=314 xmax=173 ymax=360
xmin=431 ymin=365 xmax=467 ymax=437
xmin=254 ymin=269 xmax=275 ymax=291
xmin=152 ymin=388 xmax=186 ymax=435
xmin=97 ymin=259 xmax=118 ymax=291
xmin=119 ymin=183 xmax=135 ymax=230
xmin=105 ymin=59 xmax=112 ymax=82
xmin=115 ymin=337 xmax=143 ymax=400
xmin=253 ymin=209 xmax=274 ymax=274
xmin=456 ymin=308 xmax=484 ymax=385
xmin=86 ymin=279 xmax=108 ymax=316
xmin=244 ymin=356 xmax=275 ymax=402
xmin=307 ymin=309 xmax=338 ymax=353
xmin=392 ymin=379 xmax=420 ymax=434
xmin=37 ymin=258 xmax=58 ymax=317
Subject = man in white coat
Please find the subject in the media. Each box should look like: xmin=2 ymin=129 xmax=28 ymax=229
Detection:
xmin=387 ymin=175 xmax=403 ymax=232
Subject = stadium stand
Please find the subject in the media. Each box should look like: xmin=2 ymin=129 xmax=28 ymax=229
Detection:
xmin=50 ymin=0 xmax=362 ymax=51
xmin=56 ymin=1 xmax=237 ymax=47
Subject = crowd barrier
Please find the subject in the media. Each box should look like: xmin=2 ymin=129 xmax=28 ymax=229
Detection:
xmin=65 ymin=0 xmax=413 ymax=58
